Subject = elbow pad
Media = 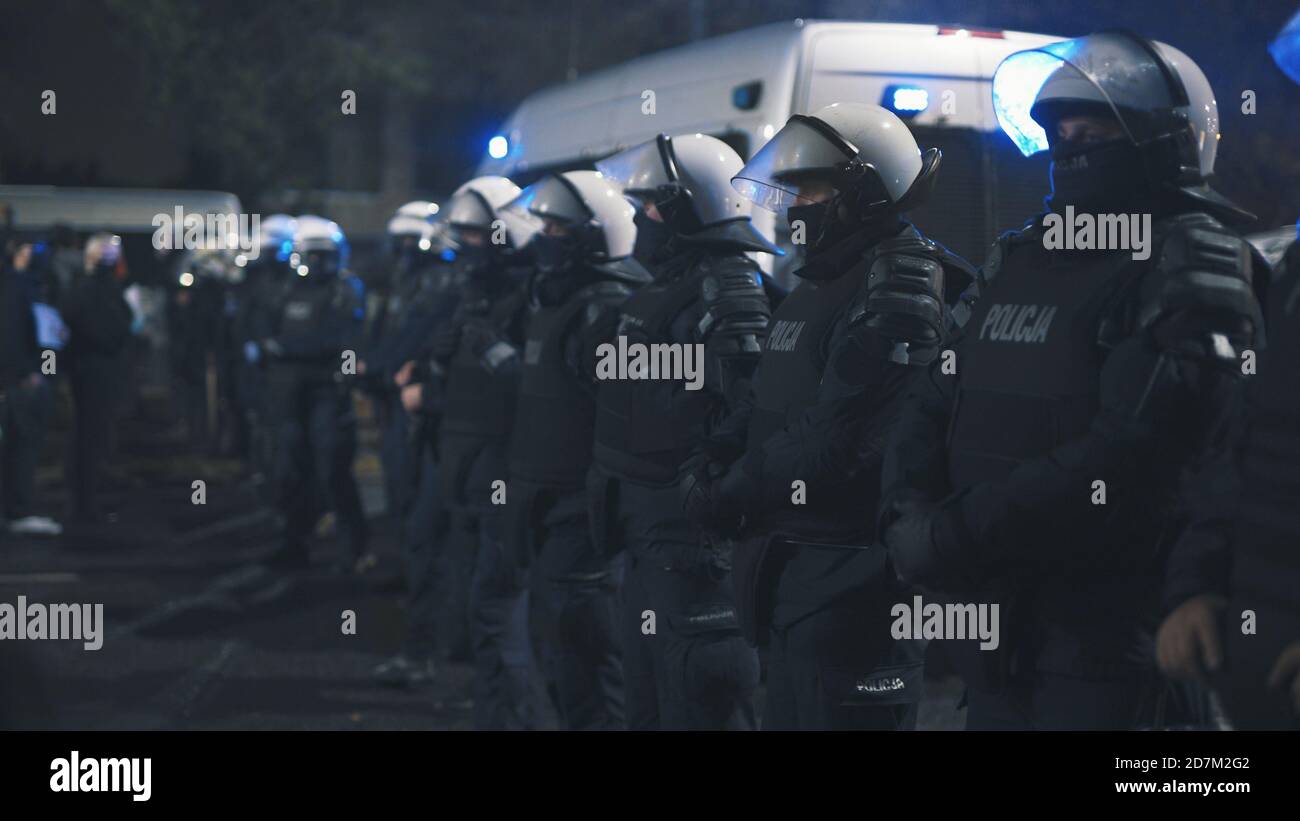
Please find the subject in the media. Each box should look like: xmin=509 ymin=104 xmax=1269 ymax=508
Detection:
xmin=1138 ymin=213 xmax=1262 ymax=362
xmin=698 ymin=257 xmax=771 ymax=400
xmin=852 ymin=233 xmax=956 ymax=365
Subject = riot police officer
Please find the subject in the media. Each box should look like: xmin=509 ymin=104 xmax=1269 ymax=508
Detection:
xmin=1156 ymin=229 xmax=1298 ymax=730
xmin=253 ymin=216 xmax=369 ymax=571
xmin=502 ymin=171 xmax=650 ymax=729
xmin=1156 ymin=17 xmax=1300 ymax=729
xmin=881 ymin=32 xmax=1263 ymax=730
xmin=591 ymin=133 xmax=776 ymax=729
xmin=429 ymin=176 xmax=540 ymax=727
xmin=235 ymin=214 xmax=299 ymax=481
xmin=365 ymin=201 xmax=463 ymax=685
xmin=681 ymin=103 xmax=972 ymax=730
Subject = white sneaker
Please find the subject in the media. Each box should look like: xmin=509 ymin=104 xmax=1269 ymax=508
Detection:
xmin=8 ymin=516 xmax=63 ymax=536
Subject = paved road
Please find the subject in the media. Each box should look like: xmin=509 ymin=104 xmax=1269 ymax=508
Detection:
xmin=1 ymin=409 xmax=964 ymax=731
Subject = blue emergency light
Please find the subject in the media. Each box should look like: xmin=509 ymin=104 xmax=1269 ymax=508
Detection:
xmin=884 ymin=85 xmax=928 ymax=117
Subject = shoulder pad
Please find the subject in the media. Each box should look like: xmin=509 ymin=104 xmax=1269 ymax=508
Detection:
xmin=699 ymin=255 xmax=765 ymax=302
xmin=1140 ymin=212 xmax=1257 ymax=330
xmin=844 ymin=238 xmax=945 ymax=329
xmin=576 ymin=280 xmax=634 ymax=325
xmin=870 ymin=230 xmax=940 ymax=259
xmin=697 ymin=254 xmax=770 ymax=337
xmin=979 ymin=218 xmax=1039 ymax=288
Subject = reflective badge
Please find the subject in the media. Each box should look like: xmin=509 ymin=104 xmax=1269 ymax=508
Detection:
xmin=822 ymin=663 xmax=923 ymax=706
xmin=856 ymin=676 xmax=907 ymax=694
xmin=669 ymin=604 xmax=739 ymax=636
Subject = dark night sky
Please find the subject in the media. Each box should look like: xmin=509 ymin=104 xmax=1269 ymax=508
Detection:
xmin=1 ymin=0 xmax=1296 ymax=222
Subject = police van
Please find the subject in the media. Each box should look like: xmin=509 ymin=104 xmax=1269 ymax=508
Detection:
xmin=475 ymin=19 xmax=1064 ymax=283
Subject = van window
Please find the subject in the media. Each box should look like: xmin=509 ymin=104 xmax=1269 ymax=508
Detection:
xmin=732 ymin=81 xmax=763 ymax=111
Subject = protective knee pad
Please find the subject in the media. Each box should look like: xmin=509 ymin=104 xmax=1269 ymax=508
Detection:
xmin=554 ymin=583 xmax=619 ymax=654
xmin=682 ymin=633 xmax=760 ymax=706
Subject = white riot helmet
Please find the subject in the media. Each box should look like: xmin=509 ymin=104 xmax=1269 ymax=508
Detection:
xmin=993 ymin=31 xmax=1244 ymax=218
xmin=291 ymin=215 xmax=349 ymax=280
xmin=445 ymin=176 xmax=535 ymax=252
xmin=731 ymin=103 xmax=939 ymax=218
xmin=505 ymin=171 xmax=641 ymax=272
xmin=598 ymin=133 xmax=781 ymax=254
xmin=386 ymin=200 xmax=452 ymax=261
xmin=386 ymin=200 xmax=440 ymax=243
xmin=84 ymin=232 xmax=123 ymax=275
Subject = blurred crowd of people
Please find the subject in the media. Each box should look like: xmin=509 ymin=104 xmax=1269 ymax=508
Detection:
xmin=0 ymin=214 xmax=146 ymax=535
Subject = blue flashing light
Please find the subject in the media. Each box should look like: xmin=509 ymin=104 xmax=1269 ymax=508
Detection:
xmin=488 ymin=135 xmax=509 ymax=160
xmin=277 ymin=239 xmax=294 ymax=261
xmin=886 ymin=85 xmax=929 ymax=115
xmin=440 ymin=248 xmax=457 ymax=262
xmin=1271 ymin=9 xmax=1300 ymax=85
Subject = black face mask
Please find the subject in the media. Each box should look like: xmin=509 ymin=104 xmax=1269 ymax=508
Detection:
xmin=788 ymin=193 xmax=879 ymax=258
xmin=787 ymin=201 xmax=831 ymax=250
xmin=633 ymin=209 xmax=675 ymax=265
xmin=1048 ymin=138 xmax=1148 ymax=214
xmin=531 ymin=233 xmax=582 ymax=275
xmin=456 ymin=245 xmax=494 ymax=275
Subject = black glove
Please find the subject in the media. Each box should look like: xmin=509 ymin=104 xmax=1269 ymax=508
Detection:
xmin=883 ymin=501 xmax=976 ymax=591
xmin=679 ymin=453 xmax=751 ymax=532
xmin=429 ymin=324 xmax=461 ymax=363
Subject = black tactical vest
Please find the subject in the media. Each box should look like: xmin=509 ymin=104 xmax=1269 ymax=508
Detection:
xmin=507 ymin=283 xmax=611 ymax=488
xmin=946 ymin=235 xmax=1150 ymax=682
xmin=592 ymin=270 xmax=710 ymax=484
xmin=746 ymin=267 xmax=864 ymax=449
xmin=947 ymin=240 xmax=1134 ymax=490
xmin=440 ymin=290 xmax=526 ymax=441
xmin=273 ymin=281 xmax=348 ymax=384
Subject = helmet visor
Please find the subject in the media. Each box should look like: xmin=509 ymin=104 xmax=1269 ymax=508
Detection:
xmin=596 ymin=137 xmax=673 ymax=203
xmin=730 ymin=116 xmax=857 ymax=215
xmin=505 ymin=174 xmax=593 ymax=227
xmin=445 ymin=190 xmax=495 ymax=231
xmin=993 ymin=32 xmax=1187 ymax=157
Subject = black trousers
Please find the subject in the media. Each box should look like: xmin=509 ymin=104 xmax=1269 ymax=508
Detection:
xmin=271 ymin=383 xmax=367 ymax=559
xmin=400 ymin=442 xmax=445 ymax=659
xmin=69 ymin=367 xmax=120 ymax=520
xmin=1 ymin=379 xmax=51 ymax=520
xmin=511 ymin=484 xmax=624 ymax=730
xmin=468 ymin=505 xmax=538 ymax=729
xmin=609 ymin=479 xmax=759 ymax=730
xmin=764 ymin=585 xmax=925 ymax=730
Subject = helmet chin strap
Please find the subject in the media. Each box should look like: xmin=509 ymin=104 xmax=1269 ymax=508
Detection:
xmin=651 ymin=184 xmax=703 ymax=236
xmin=834 ymin=147 xmax=942 ymax=226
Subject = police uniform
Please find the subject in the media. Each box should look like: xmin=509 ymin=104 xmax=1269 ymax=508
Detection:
xmin=505 ymin=262 xmax=647 ymax=730
xmin=592 ymin=230 xmax=772 ymax=730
